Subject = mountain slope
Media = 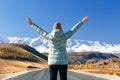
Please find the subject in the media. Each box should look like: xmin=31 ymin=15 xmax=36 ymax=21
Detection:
xmin=7 ymin=37 xmax=120 ymax=53
xmin=0 ymin=39 xmax=3 ymax=43
xmin=0 ymin=43 xmax=47 ymax=62
xmin=68 ymin=52 xmax=119 ymax=64
xmin=0 ymin=43 xmax=48 ymax=74
xmin=10 ymin=43 xmax=48 ymax=61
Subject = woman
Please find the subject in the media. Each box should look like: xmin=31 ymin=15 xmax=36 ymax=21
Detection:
xmin=27 ymin=16 xmax=88 ymax=80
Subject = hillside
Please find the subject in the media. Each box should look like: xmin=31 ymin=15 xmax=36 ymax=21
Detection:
xmin=0 ymin=43 xmax=47 ymax=61
xmin=96 ymin=57 xmax=120 ymax=66
xmin=68 ymin=52 xmax=118 ymax=64
xmin=43 ymin=52 xmax=119 ymax=64
xmin=68 ymin=52 xmax=120 ymax=76
xmin=0 ymin=43 xmax=48 ymax=74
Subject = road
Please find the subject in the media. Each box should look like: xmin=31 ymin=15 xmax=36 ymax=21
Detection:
xmin=1 ymin=68 xmax=114 ymax=80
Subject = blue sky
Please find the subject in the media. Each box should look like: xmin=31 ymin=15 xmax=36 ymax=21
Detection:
xmin=0 ymin=0 xmax=120 ymax=44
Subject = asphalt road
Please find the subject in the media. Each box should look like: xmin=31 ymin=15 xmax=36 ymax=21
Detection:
xmin=1 ymin=68 xmax=112 ymax=80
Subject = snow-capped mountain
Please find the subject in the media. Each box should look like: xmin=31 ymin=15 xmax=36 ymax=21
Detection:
xmin=0 ymin=40 xmax=3 ymax=43
xmin=0 ymin=38 xmax=3 ymax=43
xmin=6 ymin=37 xmax=120 ymax=54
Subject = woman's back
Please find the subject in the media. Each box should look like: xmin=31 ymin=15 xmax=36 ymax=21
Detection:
xmin=48 ymin=29 xmax=68 ymax=65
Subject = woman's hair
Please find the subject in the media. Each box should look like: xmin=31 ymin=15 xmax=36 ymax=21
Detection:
xmin=53 ymin=22 xmax=62 ymax=30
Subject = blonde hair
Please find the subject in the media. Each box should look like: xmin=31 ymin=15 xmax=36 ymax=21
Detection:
xmin=53 ymin=22 xmax=62 ymax=30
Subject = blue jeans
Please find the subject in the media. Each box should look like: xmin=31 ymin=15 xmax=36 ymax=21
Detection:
xmin=49 ymin=65 xmax=68 ymax=80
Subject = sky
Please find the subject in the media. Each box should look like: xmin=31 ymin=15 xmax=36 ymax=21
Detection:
xmin=0 ymin=0 xmax=120 ymax=44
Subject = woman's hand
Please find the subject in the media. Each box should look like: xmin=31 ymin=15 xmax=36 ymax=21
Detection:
xmin=27 ymin=18 xmax=32 ymax=25
xmin=82 ymin=16 xmax=88 ymax=23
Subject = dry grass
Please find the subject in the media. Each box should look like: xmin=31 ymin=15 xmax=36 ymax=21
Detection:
xmin=0 ymin=43 xmax=48 ymax=74
xmin=0 ymin=59 xmax=48 ymax=74
xmin=68 ymin=63 xmax=120 ymax=76
xmin=0 ymin=43 xmax=41 ymax=62
xmin=68 ymin=57 xmax=120 ymax=76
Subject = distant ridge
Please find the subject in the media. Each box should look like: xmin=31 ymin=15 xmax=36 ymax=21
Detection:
xmin=68 ymin=52 xmax=119 ymax=64
xmin=0 ymin=39 xmax=3 ymax=43
xmin=0 ymin=43 xmax=47 ymax=62
xmin=10 ymin=43 xmax=48 ymax=61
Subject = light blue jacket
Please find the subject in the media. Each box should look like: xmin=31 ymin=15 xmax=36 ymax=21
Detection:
xmin=30 ymin=21 xmax=84 ymax=65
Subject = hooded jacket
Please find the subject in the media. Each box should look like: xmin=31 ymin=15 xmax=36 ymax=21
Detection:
xmin=30 ymin=21 xmax=84 ymax=65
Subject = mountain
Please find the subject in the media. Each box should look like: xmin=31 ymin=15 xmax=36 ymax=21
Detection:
xmin=114 ymin=53 xmax=120 ymax=57
xmin=10 ymin=43 xmax=48 ymax=61
xmin=96 ymin=57 xmax=120 ymax=65
xmin=7 ymin=37 xmax=120 ymax=54
xmin=0 ymin=43 xmax=47 ymax=62
xmin=68 ymin=52 xmax=119 ymax=64
xmin=8 ymin=37 xmax=49 ymax=53
xmin=0 ymin=38 xmax=3 ymax=43
xmin=0 ymin=43 xmax=48 ymax=74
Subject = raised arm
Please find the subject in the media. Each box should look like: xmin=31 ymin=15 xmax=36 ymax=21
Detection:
xmin=71 ymin=16 xmax=88 ymax=31
xmin=64 ymin=16 xmax=88 ymax=39
xmin=27 ymin=18 xmax=49 ymax=39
